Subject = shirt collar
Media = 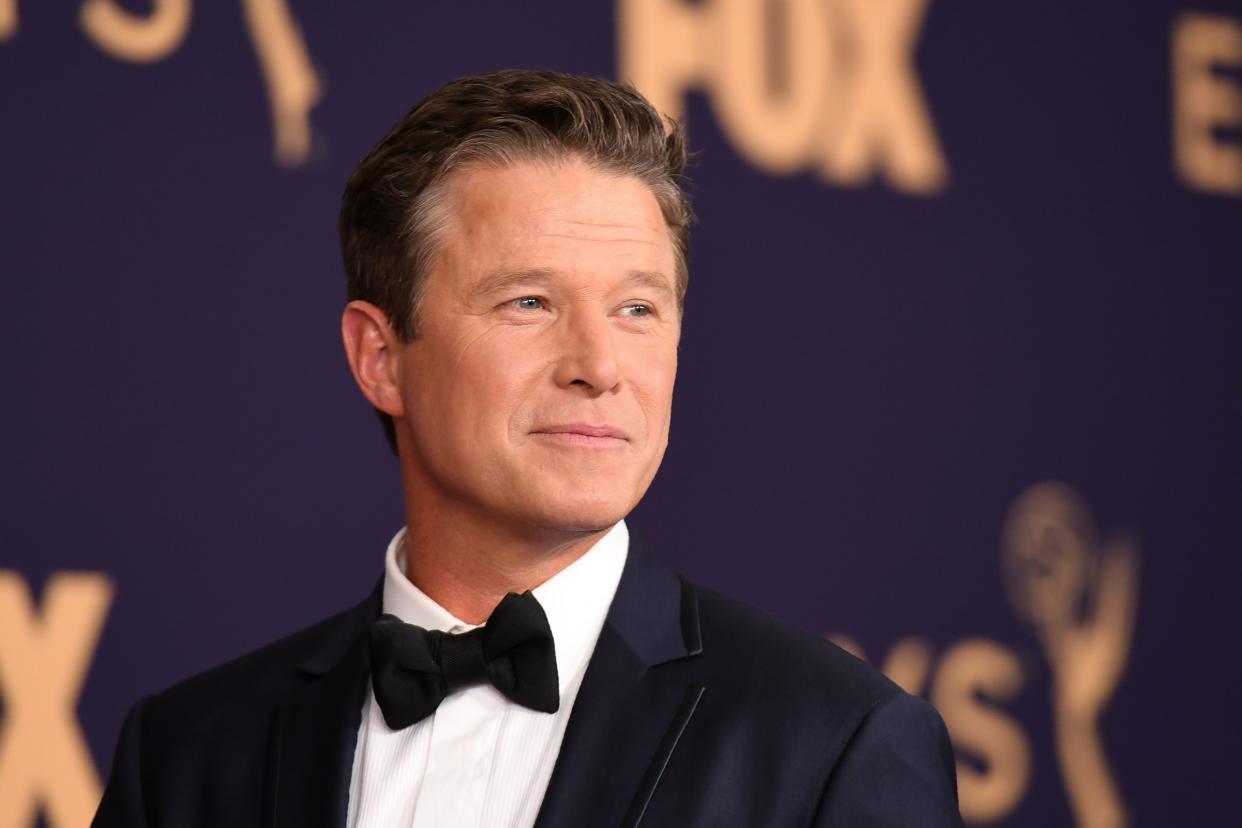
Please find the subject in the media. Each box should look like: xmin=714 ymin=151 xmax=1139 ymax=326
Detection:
xmin=381 ymin=520 xmax=630 ymax=696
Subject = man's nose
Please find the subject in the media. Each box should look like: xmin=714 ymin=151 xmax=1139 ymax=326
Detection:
xmin=552 ymin=312 xmax=621 ymax=394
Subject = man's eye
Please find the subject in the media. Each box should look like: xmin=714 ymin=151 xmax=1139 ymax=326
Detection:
xmin=621 ymin=304 xmax=652 ymax=317
xmin=513 ymin=297 xmax=544 ymax=310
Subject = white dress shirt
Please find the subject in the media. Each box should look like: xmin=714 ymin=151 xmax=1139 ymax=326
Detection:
xmin=345 ymin=521 xmax=629 ymax=828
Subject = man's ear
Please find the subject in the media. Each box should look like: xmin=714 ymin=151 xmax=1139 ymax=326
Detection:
xmin=341 ymin=300 xmax=406 ymax=419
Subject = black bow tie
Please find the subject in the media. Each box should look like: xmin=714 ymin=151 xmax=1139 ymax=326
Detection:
xmin=368 ymin=591 xmax=560 ymax=729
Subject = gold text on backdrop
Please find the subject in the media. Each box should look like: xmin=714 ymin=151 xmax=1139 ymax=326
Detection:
xmin=931 ymin=639 xmax=1029 ymax=823
xmin=0 ymin=572 xmax=114 ymax=828
xmin=618 ymin=0 xmax=947 ymax=194
xmin=828 ymin=635 xmax=1030 ymax=823
xmin=833 ymin=481 xmax=1138 ymax=826
xmin=0 ymin=0 xmax=14 ymax=39
xmin=0 ymin=0 xmax=319 ymax=167
xmin=1172 ymin=12 xmax=1242 ymax=195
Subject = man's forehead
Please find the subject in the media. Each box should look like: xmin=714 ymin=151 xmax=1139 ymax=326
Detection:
xmin=432 ymin=160 xmax=678 ymax=286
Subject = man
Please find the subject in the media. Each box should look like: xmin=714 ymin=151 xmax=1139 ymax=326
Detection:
xmin=94 ymin=69 xmax=962 ymax=827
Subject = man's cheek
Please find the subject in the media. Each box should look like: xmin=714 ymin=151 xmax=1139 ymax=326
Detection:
xmin=448 ymin=321 xmax=530 ymax=370
xmin=633 ymin=376 xmax=676 ymax=428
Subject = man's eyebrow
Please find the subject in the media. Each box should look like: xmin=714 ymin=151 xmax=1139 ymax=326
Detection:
xmin=624 ymin=270 xmax=676 ymax=299
xmin=470 ymin=268 xmax=554 ymax=296
xmin=469 ymin=267 xmax=675 ymax=298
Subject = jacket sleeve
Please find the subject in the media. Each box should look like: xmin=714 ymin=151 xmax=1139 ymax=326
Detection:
xmin=92 ymin=697 xmax=151 ymax=828
xmin=812 ymin=691 xmax=963 ymax=827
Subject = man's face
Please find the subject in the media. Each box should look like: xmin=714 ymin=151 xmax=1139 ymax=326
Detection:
xmin=394 ymin=157 xmax=680 ymax=535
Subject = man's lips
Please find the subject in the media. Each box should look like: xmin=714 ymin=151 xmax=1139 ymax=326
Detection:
xmin=529 ymin=422 xmax=629 ymax=448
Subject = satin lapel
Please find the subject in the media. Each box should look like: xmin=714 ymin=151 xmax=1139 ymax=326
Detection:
xmin=264 ymin=583 xmax=380 ymax=828
xmin=534 ymin=539 xmax=704 ymax=828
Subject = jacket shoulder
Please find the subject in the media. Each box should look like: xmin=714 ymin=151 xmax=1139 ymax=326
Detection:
xmin=142 ymin=589 xmax=377 ymax=736
xmin=690 ymin=582 xmax=901 ymax=715
xmin=659 ymin=580 xmax=933 ymax=817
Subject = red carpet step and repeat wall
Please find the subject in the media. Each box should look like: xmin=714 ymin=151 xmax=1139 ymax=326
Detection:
xmin=2 ymin=1 xmax=1239 ymax=825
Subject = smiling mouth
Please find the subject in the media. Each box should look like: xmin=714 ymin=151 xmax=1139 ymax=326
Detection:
xmin=530 ymin=423 xmax=629 ymax=448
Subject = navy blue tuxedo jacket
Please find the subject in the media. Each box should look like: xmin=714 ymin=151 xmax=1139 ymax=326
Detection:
xmin=94 ymin=539 xmax=963 ymax=827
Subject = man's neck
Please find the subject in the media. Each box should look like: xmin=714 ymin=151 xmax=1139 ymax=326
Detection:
xmin=400 ymin=503 xmax=611 ymax=625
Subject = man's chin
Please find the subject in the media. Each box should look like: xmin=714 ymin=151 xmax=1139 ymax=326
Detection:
xmin=519 ymin=496 xmax=634 ymax=537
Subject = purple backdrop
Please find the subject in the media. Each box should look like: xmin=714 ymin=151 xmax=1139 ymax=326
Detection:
xmin=2 ymin=1 xmax=1240 ymax=825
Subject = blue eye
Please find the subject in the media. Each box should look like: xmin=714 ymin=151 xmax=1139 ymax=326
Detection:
xmin=622 ymin=304 xmax=651 ymax=317
xmin=514 ymin=297 xmax=543 ymax=310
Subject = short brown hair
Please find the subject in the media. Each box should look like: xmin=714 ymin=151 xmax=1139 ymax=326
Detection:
xmin=339 ymin=69 xmax=693 ymax=452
